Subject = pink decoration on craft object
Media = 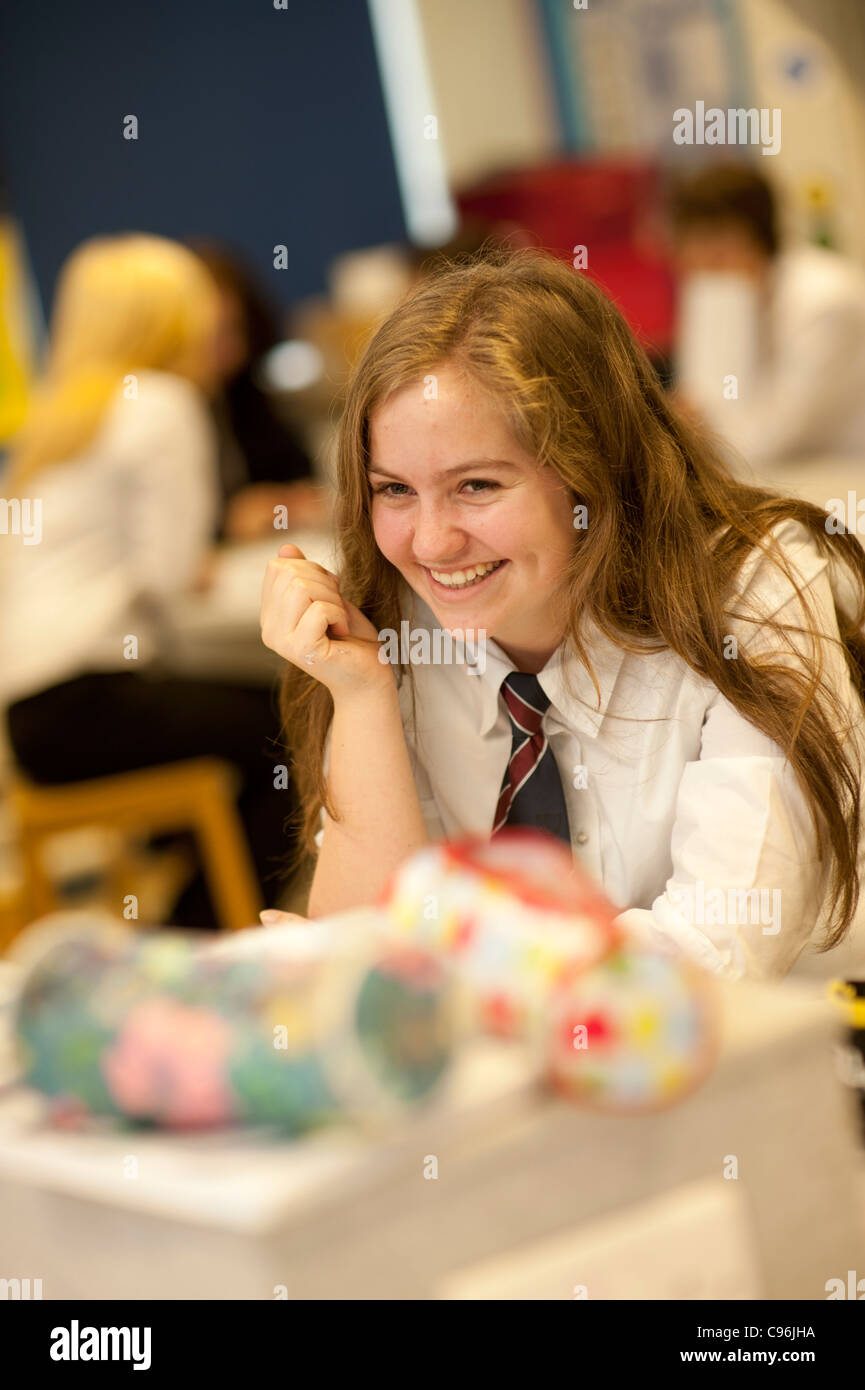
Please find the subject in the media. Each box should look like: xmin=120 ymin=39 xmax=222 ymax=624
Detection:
xmin=102 ymin=997 xmax=236 ymax=1128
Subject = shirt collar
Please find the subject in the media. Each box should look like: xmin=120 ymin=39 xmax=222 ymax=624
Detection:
xmin=536 ymin=620 xmax=627 ymax=739
xmin=400 ymin=588 xmax=627 ymax=740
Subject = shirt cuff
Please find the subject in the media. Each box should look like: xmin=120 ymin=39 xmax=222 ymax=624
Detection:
xmin=613 ymin=905 xmax=746 ymax=980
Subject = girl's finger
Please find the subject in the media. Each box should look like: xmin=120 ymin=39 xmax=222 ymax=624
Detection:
xmin=259 ymin=910 xmax=307 ymax=926
xmin=264 ymin=571 xmax=349 ymax=641
xmin=276 ymin=546 xmax=338 ymax=585
xmin=292 ymin=598 xmax=350 ymax=660
xmin=265 ymin=559 xmax=342 ymax=611
xmin=291 ymin=591 xmax=350 ymax=641
xmin=284 ymin=576 xmax=348 ymax=612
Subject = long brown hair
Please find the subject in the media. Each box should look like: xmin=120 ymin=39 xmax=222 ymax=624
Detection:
xmin=281 ymin=248 xmax=865 ymax=949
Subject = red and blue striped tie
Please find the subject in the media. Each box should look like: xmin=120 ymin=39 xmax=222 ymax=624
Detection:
xmin=492 ymin=672 xmax=571 ymax=844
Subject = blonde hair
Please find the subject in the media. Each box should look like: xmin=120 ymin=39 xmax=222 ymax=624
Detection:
xmin=9 ymin=234 xmax=219 ymax=483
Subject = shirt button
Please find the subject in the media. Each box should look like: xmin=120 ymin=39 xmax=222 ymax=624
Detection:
xmin=575 ymin=830 xmax=589 ymax=845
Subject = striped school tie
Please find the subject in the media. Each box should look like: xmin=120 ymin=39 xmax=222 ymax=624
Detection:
xmin=492 ymin=672 xmax=571 ymax=845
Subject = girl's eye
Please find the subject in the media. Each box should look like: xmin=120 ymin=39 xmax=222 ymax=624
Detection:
xmin=371 ymin=479 xmax=499 ymax=497
xmin=372 ymin=482 xmax=413 ymax=497
xmin=460 ymin=479 xmax=499 ymax=494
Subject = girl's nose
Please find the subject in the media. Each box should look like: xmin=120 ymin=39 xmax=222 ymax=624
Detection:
xmin=411 ymin=503 xmax=467 ymax=564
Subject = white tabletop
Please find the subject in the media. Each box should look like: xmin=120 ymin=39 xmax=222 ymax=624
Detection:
xmin=1 ymin=968 xmax=863 ymax=1297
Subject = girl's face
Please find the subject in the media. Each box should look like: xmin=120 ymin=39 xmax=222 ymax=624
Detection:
xmin=368 ymin=364 xmax=577 ymax=671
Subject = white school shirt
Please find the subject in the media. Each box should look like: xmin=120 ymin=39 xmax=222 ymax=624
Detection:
xmin=317 ymin=518 xmax=865 ymax=984
xmin=685 ymin=246 xmax=865 ymax=470
xmin=0 ymin=371 xmax=218 ymax=706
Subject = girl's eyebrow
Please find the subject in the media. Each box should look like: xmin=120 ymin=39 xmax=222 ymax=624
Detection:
xmin=367 ymin=459 xmax=521 ymax=481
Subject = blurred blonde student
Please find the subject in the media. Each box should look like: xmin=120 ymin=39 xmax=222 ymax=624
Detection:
xmin=1 ymin=235 xmax=293 ymax=922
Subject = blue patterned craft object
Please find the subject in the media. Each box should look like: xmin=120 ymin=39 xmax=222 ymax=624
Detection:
xmin=13 ymin=918 xmax=454 ymax=1133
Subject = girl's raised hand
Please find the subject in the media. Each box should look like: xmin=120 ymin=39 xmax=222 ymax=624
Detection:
xmin=260 ymin=544 xmax=391 ymax=697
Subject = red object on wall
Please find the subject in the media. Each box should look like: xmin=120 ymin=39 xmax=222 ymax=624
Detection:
xmin=456 ymin=159 xmax=675 ymax=357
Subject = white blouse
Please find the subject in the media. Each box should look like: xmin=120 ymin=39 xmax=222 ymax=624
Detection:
xmin=0 ymin=371 xmax=218 ymax=706
xmin=318 ymin=518 xmax=865 ymax=983
xmin=682 ymin=246 xmax=865 ymax=469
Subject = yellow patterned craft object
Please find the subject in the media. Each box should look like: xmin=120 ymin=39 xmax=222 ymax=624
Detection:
xmin=380 ymin=829 xmax=719 ymax=1112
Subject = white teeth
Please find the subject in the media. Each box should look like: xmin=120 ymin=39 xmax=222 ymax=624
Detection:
xmin=429 ymin=560 xmax=503 ymax=588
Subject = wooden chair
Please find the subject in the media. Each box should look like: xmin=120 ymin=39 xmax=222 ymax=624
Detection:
xmin=6 ymin=758 xmax=263 ymax=940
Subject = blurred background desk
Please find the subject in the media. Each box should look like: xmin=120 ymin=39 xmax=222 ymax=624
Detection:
xmin=0 ymin=973 xmax=863 ymax=1301
xmin=750 ymin=457 xmax=865 ymax=516
xmin=165 ymin=529 xmax=337 ymax=686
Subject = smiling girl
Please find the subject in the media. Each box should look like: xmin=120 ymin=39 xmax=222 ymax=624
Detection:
xmin=260 ymin=249 xmax=865 ymax=981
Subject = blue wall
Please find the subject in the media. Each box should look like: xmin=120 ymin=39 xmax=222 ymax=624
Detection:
xmin=0 ymin=0 xmax=406 ymax=316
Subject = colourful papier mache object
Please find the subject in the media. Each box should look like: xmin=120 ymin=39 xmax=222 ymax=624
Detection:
xmin=11 ymin=830 xmax=718 ymax=1132
xmin=12 ymin=917 xmax=455 ymax=1133
xmin=379 ymin=829 xmax=719 ymax=1113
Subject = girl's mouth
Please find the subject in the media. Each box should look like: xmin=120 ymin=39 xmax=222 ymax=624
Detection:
xmin=424 ymin=559 xmax=507 ymax=594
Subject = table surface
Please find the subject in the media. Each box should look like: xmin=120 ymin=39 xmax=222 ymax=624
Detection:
xmin=2 ymin=957 xmax=864 ymax=1299
xmin=0 ymin=947 xmax=849 ymax=1236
